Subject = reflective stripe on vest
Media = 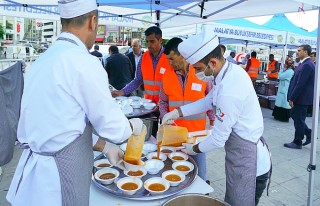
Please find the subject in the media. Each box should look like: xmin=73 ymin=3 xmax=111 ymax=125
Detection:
xmin=144 ymin=89 xmax=159 ymax=95
xmin=162 ymin=65 xmax=207 ymax=132
xmin=248 ymin=58 xmax=260 ymax=79
xmin=267 ymin=60 xmax=278 ymax=79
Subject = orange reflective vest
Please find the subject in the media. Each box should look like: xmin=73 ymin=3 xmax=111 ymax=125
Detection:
xmin=248 ymin=58 xmax=261 ymax=79
xmin=267 ymin=60 xmax=278 ymax=79
xmin=162 ymin=65 xmax=207 ymax=132
xmin=141 ymin=51 xmax=172 ymax=103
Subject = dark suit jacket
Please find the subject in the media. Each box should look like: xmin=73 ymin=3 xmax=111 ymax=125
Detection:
xmin=105 ymin=52 xmax=133 ymax=90
xmin=287 ymin=58 xmax=315 ymax=105
xmin=90 ymin=50 xmax=103 ymax=58
xmin=126 ymin=51 xmax=144 ymax=79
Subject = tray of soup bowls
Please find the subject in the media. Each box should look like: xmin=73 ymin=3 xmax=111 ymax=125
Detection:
xmin=92 ymin=151 xmax=198 ymax=200
xmin=122 ymin=98 xmax=158 ymax=118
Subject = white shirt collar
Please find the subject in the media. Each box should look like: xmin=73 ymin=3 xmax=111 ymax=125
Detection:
xmin=59 ymin=32 xmax=88 ymax=52
xmin=300 ymin=56 xmax=310 ymax=64
xmin=214 ymin=60 xmax=229 ymax=86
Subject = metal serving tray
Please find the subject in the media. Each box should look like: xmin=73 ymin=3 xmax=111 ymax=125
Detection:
xmin=92 ymin=153 xmax=198 ymax=200
xmin=124 ymin=106 xmax=158 ymax=118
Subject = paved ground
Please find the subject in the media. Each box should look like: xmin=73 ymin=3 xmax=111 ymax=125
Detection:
xmin=1 ymin=108 xmax=319 ymax=205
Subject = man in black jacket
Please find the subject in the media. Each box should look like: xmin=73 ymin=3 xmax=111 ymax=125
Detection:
xmin=105 ymin=45 xmax=133 ymax=91
xmin=126 ymin=39 xmax=144 ymax=97
xmin=284 ymin=44 xmax=315 ymax=149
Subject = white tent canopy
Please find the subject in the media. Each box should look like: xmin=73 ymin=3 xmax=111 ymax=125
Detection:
xmin=0 ymin=0 xmax=317 ymax=28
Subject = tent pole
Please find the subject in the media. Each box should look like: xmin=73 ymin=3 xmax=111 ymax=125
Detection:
xmin=307 ymin=7 xmax=320 ymax=206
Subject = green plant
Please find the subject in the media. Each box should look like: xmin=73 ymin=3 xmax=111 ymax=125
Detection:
xmin=0 ymin=24 xmax=4 ymax=40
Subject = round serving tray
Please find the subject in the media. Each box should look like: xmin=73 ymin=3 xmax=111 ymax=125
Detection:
xmin=125 ymin=106 xmax=158 ymax=118
xmin=92 ymin=153 xmax=198 ymax=200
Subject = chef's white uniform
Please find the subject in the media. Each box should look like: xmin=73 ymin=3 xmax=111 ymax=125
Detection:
xmin=7 ymin=32 xmax=132 ymax=206
xmin=181 ymin=61 xmax=271 ymax=176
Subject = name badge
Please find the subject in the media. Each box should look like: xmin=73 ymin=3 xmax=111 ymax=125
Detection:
xmin=191 ymin=83 xmax=202 ymax=91
xmin=160 ymin=67 xmax=166 ymax=74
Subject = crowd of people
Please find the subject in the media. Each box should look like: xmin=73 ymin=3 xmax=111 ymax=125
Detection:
xmin=4 ymin=0 xmax=316 ymax=205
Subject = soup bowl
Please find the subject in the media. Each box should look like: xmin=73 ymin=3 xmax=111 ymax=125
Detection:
xmin=144 ymin=177 xmax=170 ymax=195
xmin=144 ymin=159 xmax=164 ymax=175
xmin=94 ymin=168 xmax=119 ymax=185
xmin=124 ymin=167 xmax=147 ymax=178
xmin=117 ymin=177 xmax=143 ymax=195
xmin=162 ymin=170 xmax=186 ymax=187
xmin=146 ymin=152 xmax=167 ymax=161
xmin=168 ymin=152 xmax=188 ymax=162
xmin=172 ymin=161 xmax=195 ymax=175
xmin=94 ymin=159 xmax=113 ymax=170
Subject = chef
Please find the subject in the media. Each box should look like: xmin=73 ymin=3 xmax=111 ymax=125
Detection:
xmin=162 ymin=26 xmax=272 ymax=206
xmin=6 ymin=1 xmax=145 ymax=206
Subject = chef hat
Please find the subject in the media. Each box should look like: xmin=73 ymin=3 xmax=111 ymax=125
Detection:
xmin=58 ymin=0 xmax=97 ymax=19
xmin=178 ymin=25 xmax=219 ymax=64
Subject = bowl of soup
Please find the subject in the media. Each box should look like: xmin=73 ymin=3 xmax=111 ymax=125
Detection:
xmin=146 ymin=152 xmax=167 ymax=161
xmin=124 ymin=167 xmax=147 ymax=178
xmin=172 ymin=161 xmax=195 ymax=175
xmin=117 ymin=177 xmax=143 ymax=195
xmin=162 ymin=170 xmax=186 ymax=187
xmin=94 ymin=159 xmax=113 ymax=170
xmin=168 ymin=152 xmax=188 ymax=162
xmin=94 ymin=168 xmax=119 ymax=185
xmin=144 ymin=177 xmax=170 ymax=195
xmin=160 ymin=146 xmax=176 ymax=155
xmin=144 ymin=159 xmax=164 ymax=175
xmin=123 ymin=159 xmax=146 ymax=172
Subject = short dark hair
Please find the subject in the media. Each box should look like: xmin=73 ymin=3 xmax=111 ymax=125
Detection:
xmin=311 ymin=52 xmax=316 ymax=57
xmin=109 ymin=45 xmax=119 ymax=53
xmin=164 ymin=37 xmax=183 ymax=55
xmin=299 ymin=44 xmax=312 ymax=56
xmin=61 ymin=10 xmax=98 ymax=28
xmin=269 ymin=54 xmax=274 ymax=58
xmin=230 ymin=51 xmax=235 ymax=56
xmin=251 ymin=51 xmax=257 ymax=58
xmin=94 ymin=45 xmax=99 ymax=50
xmin=219 ymin=44 xmax=226 ymax=52
xmin=145 ymin=26 xmax=162 ymax=40
xmin=199 ymin=45 xmax=224 ymax=65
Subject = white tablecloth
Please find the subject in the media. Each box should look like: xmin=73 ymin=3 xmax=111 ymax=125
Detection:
xmin=89 ymin=176 xmax=213 ymax=206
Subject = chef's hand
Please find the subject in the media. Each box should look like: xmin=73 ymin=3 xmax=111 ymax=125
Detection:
xmin=129 ymin=118 xmax=146 ymax=136
xmin=102 ymin=142 xmax=124 ymax=166
xmin=181 ymin=143 xmax=198 ymax=155
xmin=162 ymin=109 xmax=180 ymax=125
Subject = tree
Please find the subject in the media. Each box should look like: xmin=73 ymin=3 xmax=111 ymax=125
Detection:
xmin=0 ymin=23 xmax=4 ymax=40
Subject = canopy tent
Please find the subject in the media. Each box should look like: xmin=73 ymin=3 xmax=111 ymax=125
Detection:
xmin=0 ymin=0 xmax=316 ymax=28
xmin=1 ymin=0 xmax=320 ymax=205
xmin=263 ymin=13 xmax=316 ymax=37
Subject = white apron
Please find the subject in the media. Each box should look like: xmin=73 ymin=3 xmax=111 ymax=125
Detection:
xmin=9 ymin=124 xmax=93 ymax=206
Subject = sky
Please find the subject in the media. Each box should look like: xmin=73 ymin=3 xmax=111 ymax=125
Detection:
xmin=246 ymin=10 xmax=318 ymax=32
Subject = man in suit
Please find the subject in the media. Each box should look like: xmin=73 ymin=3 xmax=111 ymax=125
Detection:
xmin=105 ymin=45 xmax=133 ymax=91
xmin=90 ymin=44 xmax=103 ymax=65
xmin=126 ymin=39 xmax=144 ymax=97
xmin=284 ymin=44 xmax=315 ymax=149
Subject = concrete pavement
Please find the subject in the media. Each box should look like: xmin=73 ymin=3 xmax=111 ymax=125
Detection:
xmin=1 ymin=108 xmax=319 ymax=205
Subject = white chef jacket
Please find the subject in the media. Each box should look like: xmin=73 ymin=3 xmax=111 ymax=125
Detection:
xmin=181 ymin=61 xmax=271 ymax=176
xmin=7 ymin=32 xmax=132 ymax=206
